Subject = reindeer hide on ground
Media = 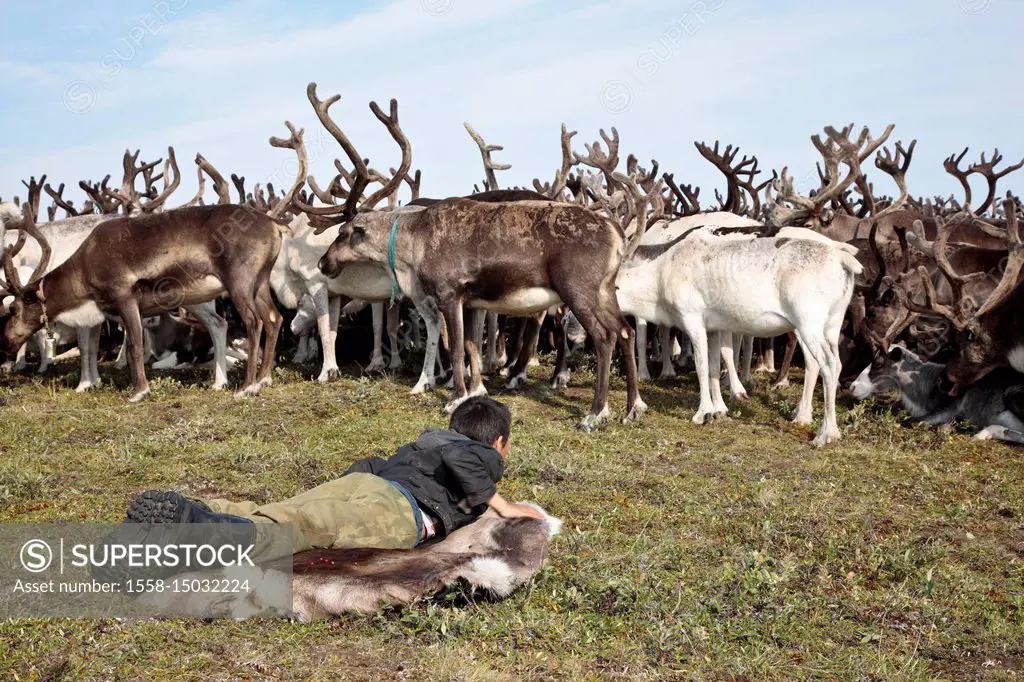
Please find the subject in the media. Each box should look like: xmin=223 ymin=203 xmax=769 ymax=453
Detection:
xmin=137 ymin=504 xmax=561 ymax=622
xmin=291 ymin=504 xmax=561 ymax=622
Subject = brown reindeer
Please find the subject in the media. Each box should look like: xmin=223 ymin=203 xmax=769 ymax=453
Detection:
xmin=298 ymin=83 xmax=644 ymax=430
xmin=0 ymin=122 xmax=306 ymax=401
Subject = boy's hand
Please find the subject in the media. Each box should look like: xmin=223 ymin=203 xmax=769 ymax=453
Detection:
xmin=487 ymin=493 xmax=548 ymax=520
xmin=503 ymin=503 xmax=547 ymax=520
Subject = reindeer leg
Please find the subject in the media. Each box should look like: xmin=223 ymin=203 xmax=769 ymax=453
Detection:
xmin=75 ymin=326 xmax=96 ymax=392
xmin=617 ymin=311 xmax=646 ymax=424
xmin=367 ymin=302 xmax=386 ymax=372
xmin=253 ymin=285 xmax=282 ymax=390
xmin=550 ymin=311 xmax=572 ymax=390
xmin=792 ymin=331 xmax=818 ymax=426
xmin=658 ymin=325 xmax=677 ymax=379
xmin=387 ymin=303 xmax=402 ymax=370
xmin=412 ymin=297 xmax=440 ymax=394
xmin=721 ymin=332 xmax=748 ymax=401
xmin=443 ymin=298 xmax=469 ymax=414
xmin=803 ymin=329 xmax=841 ymax=446
xmin=709 ymin=332 xmax=729 ymax=416
xmin=186 ymin=301 xmax=228 ymax=391
xmin=116 ymin=300 xmax=151 ymax=403
xmin=465 ymin=309 xmax=487 ymax=398
xmin=682 ymin=318 xmax=715 ymax=424
xmin=506 ymin=313 xmax=542 ymax=389
xmin=772 ymin=332 xmax=797 ymax=389
xmin=741 ymin=335 xmax=754 ymax=385
xmin=309 ymin=284 xmax=339 ymax=383
xmin=484 ymin=311 xmax=501 ymax=374
xmin=635 ymin=318 xmax=651 ymax=381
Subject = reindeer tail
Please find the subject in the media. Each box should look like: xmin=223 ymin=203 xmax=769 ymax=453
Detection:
xmin=839 ymin=251 xmax=864 ymax=277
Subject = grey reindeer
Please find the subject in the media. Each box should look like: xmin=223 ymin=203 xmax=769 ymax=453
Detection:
xmin=850 ymin=344 xmax=1024 ymax=444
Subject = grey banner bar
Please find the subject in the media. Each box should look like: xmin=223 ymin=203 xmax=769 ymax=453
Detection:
xmin=0 ymin=524 xmax=294 ymax=618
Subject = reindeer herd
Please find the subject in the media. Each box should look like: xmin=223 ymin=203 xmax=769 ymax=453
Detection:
xmin=2 ymin=82 xmax=1023 ymax=446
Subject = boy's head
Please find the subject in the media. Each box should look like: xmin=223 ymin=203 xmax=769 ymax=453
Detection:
xmin=450 ymin=397 xmax=512 ymax=457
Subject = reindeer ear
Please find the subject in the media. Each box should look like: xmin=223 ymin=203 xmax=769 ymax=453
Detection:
xmin=22 ymin=287 xmax=39 ymax=305
xmin=887 ymin=345 xmax=904 ymax=363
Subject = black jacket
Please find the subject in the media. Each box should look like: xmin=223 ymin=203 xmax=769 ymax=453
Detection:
xmin=344 ymin=429 xmax=505 ymax=537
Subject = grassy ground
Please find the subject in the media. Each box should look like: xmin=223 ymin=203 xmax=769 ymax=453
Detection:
xmin=0 ymin=354 xmax=1021 ymax=681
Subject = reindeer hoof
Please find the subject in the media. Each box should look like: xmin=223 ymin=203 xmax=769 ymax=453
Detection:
xmin=638 ymin=371 xmax=651 ymax=382
xmin=792 ymin=413 xmax=813 ymax=426
xmin=75 ymin=381 xmax=98 ymax=393
xmin=811 ymin=430 xmax=841 ymax=447
xmin=410 ymin=379 xmax=435 ymax=395
xmin=577 ymin=408 xmax=610 ymax=432
xmin=731 ymin=390 xmax=749 ymax=402
xmin=623 ymin=399 xmax=648 ymax=424
xmin=658 ymin=368 xmax=676 ymax=380
xmin=771 ymin=378 xmax=790 ymax=390
xmin=127 ymin=389 xmax=151 ymax=403
xmin=365 ymin=359 xmax=386 ymax=373
xmin=234 ymin=384 xmax=262 ymax=398
xmin=550 ymin=371 xmax=570 ymax=390
xmin=444 ymin=395 xmax=470 ymax=415
xmin=505 ymin=373 xmax=527 ymax=390
xmin=692 ymin=410 xmax=720 ymax=425
xmin=317 ymin=368 xmax=339 ymax=383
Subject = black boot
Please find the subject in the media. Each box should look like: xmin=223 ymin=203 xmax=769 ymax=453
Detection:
xmin=127 ymin=490 xmax=253 ymax=525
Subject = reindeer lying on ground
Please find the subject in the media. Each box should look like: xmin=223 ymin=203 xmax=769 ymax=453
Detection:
xmin=851 ymin=344 xmax=1024 ymax=444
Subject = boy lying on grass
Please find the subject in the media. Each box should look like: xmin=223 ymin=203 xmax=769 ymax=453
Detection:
xmin=124 ymin=396 xmax=545 ymax=556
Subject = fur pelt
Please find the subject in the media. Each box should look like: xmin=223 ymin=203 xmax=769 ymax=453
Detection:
xmin=137 ymin=503 xmax=561 ymax=621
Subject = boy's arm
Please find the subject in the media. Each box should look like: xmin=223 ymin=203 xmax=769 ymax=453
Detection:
xmin=487 ymin=493 xmax=546 ymax=519
xmin=440 ymin=442 xmax=503 ymax=507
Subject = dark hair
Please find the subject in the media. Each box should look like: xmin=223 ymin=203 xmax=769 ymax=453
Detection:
xmin=449 ymin=397 xmax=511 ymax=445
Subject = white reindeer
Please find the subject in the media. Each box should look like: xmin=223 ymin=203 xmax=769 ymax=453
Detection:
xmin=272 ymin=212 xmax=443 ymax=393
xmin=616 ymin=227 xmax=862 ymax=446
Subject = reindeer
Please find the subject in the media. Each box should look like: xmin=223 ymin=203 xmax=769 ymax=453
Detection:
xmin=276 ymin=84 xmax=449 ymax=393
xmin=302 ymin=84 xmax=645 ymax=430
xmin=0 ymin=121 xmax=304 ymax=401
xmin=887 ymin=197 xmax=1024 ymax=395
xmin=2 ymin=150 xmax=239 ymax=392
xmin=851 ymin=344 xmax=1024 ymax=444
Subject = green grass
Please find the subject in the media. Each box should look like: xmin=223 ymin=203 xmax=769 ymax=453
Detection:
xmin=0 ymin=356 xmax=1022 ymax=681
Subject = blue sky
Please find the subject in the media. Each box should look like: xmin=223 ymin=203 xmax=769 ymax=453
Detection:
xmin=1 ymin=0 xmax=1022 ymax=210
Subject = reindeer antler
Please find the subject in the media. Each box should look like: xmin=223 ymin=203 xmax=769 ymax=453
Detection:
xmin=968 ymin=150 xmax=1024 ymax=215
xmin=532 ymin=124 xmax=578 ymax=200
xmin=269 ymin=120 xmax=308 ymax=221
xmin=44 ymin=182 xmax=79 ymax=218
xmin=464 ymin=122 xmax=511 ymax=192
xmin=294 ymin=83 xmax=412 ymax=233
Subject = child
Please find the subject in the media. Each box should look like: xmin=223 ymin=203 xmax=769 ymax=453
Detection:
xmin=125 ymin=397 xmax=544 ymax=554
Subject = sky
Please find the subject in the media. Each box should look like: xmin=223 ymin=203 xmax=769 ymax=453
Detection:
xmin=1 ymin=0 xmax=1022 ymax=211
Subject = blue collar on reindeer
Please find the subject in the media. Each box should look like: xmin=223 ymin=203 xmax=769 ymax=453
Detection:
xmin=388 ymin=216 xmax=402 ymax=305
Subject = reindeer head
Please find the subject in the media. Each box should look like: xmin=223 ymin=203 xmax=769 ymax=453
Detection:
xmin=0 ymin=207 xmax=51 ymax=362
xmin=318 ymin=210 xmax=413 ymax=278
xmin=850 ymin=344 xmax=926 ymax=400
xmin=291 ymin=83 xmax=416 ymax=279
xmin=886 ymin=198 xmax=1024 ymax=394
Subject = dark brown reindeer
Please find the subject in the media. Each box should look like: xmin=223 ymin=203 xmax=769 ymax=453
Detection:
xmin=0 ymin=123 xmax=306 ymax=401
xmin=914 ymin=198 xmax=1024 ymax=393
xmin=301 ymin=82 xmax=645 ymax=430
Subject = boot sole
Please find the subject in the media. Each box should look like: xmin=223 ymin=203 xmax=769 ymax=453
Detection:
xmin=127 ymin=490 xmax=189 ymax=524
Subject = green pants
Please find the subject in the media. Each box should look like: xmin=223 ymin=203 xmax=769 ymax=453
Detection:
xmin=204 ymin=473 xmax=420 ymax=555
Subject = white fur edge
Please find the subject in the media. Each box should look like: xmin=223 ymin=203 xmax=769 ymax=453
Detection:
xmin=516 ymin=501 xmax=564 ymax=539
xmin=463 ymin=556 xmax=518 ymax=596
